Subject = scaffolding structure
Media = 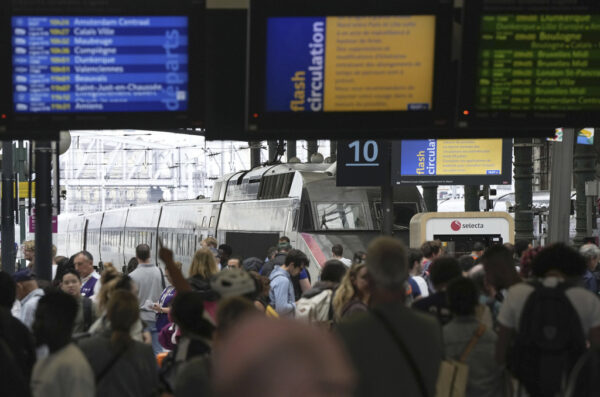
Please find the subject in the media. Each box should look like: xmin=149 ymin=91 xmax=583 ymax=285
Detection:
xmin=59 ymin=130 xmax=330 ymax=213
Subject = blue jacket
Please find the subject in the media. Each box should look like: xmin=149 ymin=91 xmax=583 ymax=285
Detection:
xmin=269 ymin=266 xmax=295 ymax=316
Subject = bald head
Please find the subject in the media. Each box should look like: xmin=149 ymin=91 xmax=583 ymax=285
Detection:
xmin=213 ymin=316 xmax=355 ymax=397
xmin=366 ymin=236 xmax=408 ymax=290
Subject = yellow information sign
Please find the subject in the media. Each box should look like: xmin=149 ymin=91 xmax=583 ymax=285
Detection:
xmin=323 ymin=16 xmax=435 ymax=111
xmin=436 ymin=139 xmax=502 ymax=175
xmin=0 ymin=181 xmax=36 ymax=199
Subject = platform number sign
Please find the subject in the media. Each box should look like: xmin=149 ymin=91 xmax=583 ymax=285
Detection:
xmin=348 ymin=140 xmax=379 ymax=166
xmin=337 ymin=140 xmax=389 ymax=186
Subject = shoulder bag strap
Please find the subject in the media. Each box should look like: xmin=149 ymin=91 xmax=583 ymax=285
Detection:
xmin=96 ymin=345 xmax=129 ymax=384
xmin=371 ymin=309 xmax=429 ymax=397
xmin=459 ymin=323 xmax=486 ymax=363
xmin=159 ymin=266 xmax=166 ymax=290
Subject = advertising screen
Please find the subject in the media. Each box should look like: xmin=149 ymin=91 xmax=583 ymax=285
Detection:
xmin=11 ymin=16 xmax=188 ymax=114
xmin=392 ymin=139 xmax=512 ymax=185
xmin=265 ymin=16 xmax=435 ymax=113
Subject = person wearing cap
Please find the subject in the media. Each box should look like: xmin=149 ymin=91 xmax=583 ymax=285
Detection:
xmin=74 ymin=251 xmax=101 ymax=299
xmin=13 ymin=269 xmax=45 ymax=330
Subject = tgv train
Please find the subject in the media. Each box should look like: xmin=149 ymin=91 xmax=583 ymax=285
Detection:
xmin=55 ymin=163 xmax=426 ymax=280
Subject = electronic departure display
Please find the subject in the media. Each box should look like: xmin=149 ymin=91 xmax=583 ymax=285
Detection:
xmin=458 ymin=0 xmax=600 ymax=133
xmin=265 ymin=16 xmax=435 ymax=113
xmin=246 ymin=0 xmax=455 ymax=140
xmin=476 ymin=14 xmax=600 ymax=112
xmin=391 ymin=139 xmax=512 ymax=185
xmin=11 ymin=16 xmax=188 ymax=114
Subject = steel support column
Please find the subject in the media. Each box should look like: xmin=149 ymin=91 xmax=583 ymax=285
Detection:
xmin=548 ymin=131 xmax=574 ymax=244
xmin=1 ymin=142 xmax=15 ymax=273
xmin=514 ymin=138 xmax=534 ymax=243
xmin=307 ymin=141 xmax=318 ymax=160
xmin=34 ymin=141 xmax=53 ymax=281
xmin=287 ymin=140 xmax=296 ymax=160
xmin=573 ymin=139 xmax=597 ymax=245
xmin=464 ymin=185 xmax=480 ymax=212
xmin=423 ymin=185 xmax=438 ymax=212
xmin=249 ymin=141 xmax=261 ymax=168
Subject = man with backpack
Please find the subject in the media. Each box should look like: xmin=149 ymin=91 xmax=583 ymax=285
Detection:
xmin=496 ymin=243 xmax=600 ymax=397
xmin=296 ymin=259 xmax=347 ymax=326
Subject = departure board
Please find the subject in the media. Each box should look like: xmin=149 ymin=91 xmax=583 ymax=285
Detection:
xmin=476 ymin=14 xmax=600 ymax=112
xmin=11 ymin=16 xmax=189 ymax=114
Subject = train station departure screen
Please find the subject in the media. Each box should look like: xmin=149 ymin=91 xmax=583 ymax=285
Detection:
xmin=265 ymin=16 xmax=436 ymax=112
xmin=11 ymin=16 xmax=188 ymax=113
xmin=476 ymin=14 xmax=600 ymax=111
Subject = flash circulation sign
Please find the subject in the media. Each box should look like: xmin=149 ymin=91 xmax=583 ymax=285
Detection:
xmin=246 ymin=0 xmax=455 ymax=139
xmin=265 ymin=16 xmax=435 ymax=113
xmin=392 ymin=138 xmax=512 ymax=185
xmin=11 ymin=16 xmax=189 ymax=114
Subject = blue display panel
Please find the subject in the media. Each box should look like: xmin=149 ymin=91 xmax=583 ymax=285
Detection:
xmin=11 ymin=16 xmax=188 ymax=113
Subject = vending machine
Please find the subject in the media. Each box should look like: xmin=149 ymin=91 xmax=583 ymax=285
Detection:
xmin=410 ymin=212 xmax=514 ymax=256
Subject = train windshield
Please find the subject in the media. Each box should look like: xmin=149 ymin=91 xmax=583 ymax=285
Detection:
xmin=316 ymin=203 xmax=367 ymax=230
xmin=373 ymin=202 xmax=418 ymax=230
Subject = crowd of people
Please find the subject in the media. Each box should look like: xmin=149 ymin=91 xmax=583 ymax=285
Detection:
xmin=1 ymin=235 xmax=600 ymax=397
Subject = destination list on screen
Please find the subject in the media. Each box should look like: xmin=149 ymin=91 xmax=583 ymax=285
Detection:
xmin=12 ymin=16 xmax=189 ymax=113
xmin=476 ymin=14 xmax=600 ymax=111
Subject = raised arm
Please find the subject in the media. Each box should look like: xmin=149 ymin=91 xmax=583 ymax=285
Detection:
xmin=159 ymin=247 xmax=192 ymax=293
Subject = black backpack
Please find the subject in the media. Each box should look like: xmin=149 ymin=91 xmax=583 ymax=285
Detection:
xmin=564 ymin=347 xmax=600 ymax=396
xmin=509 ymin=280 xmax=586 ymax=397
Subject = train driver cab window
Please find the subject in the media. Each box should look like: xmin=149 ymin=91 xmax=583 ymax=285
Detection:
xmin=373 ymin=202 xmax=418 ymax=230
xmin=316 ymin=203 xmax=366 ymax=230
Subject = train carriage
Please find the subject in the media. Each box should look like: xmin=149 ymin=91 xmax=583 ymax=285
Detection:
xmin=57 ymin=163 xmax=426 ymax=282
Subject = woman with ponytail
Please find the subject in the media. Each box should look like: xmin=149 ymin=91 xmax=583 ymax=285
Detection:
xmin=79 ymin=290 xmax=158 ymax=396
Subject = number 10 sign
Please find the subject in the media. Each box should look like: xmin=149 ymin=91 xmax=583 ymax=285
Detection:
xmin=336 ymin=140 xmax=390 ymax=186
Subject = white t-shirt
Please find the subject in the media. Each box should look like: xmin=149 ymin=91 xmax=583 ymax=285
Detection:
xmin=412 ymin=276 xmax=429 ymax=298
xmin=339 ymin=257 xmax=352 ymax=267
xmin=498 ymin=277 xmax=600 ymax=336
xmin=31 ymin=343 xmax=95 ymax=397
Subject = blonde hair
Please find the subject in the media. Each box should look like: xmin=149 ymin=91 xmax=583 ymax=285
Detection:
xmin=202 ymin=237 xmax=218 ymax=249
xmin=23 ymin=240 xmax=35 ymax=251
xmin=97 ymin=264 xmax=122 ymax=314
xmin=332 ymin=262 xmax=366 ymax=321
xmin=189 ymin=248 xmax=219 ymax=279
